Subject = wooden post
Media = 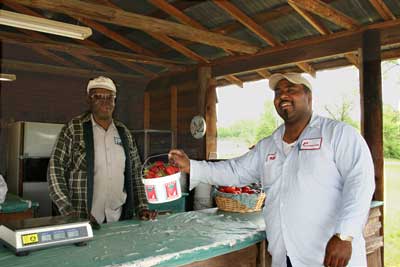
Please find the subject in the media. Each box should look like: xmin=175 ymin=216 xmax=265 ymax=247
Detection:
xmin=359 ymin=29 xmax=384 ymax=266
xmin=170 ymin=85 xmax=178 ymax=149
xmin=205 ymin=79 xmax=217 ymax=159
xmin=359 ymin=29 xmax=384 ymax=201
xmin=198 ymin=66 xmax=211 ymax=159
xmin=198 ymin=67 xmax=211 ymax=116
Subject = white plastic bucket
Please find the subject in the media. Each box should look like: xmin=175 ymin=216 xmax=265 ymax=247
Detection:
xmin=142 ymin=172 xmax=182 ymax=203
xmin=141 ymin=154 xmax=182 ymax=204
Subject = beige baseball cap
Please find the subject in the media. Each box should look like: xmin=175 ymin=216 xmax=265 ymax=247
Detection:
xmin=87 ymin=76 xmax=116 ymax=94
xmin=268 ymin=72 xmax=312 ymax=91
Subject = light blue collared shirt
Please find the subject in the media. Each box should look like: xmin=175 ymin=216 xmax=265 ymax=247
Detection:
xmin=190 ymin=114 xmax=375 ymax=267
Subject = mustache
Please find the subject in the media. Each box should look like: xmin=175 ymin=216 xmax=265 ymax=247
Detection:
xmin=279 ymin=100 xmax=293 ymax=106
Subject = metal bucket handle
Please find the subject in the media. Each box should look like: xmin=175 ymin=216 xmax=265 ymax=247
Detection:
xmin=140 ymin=153 xmax=169 ymax=177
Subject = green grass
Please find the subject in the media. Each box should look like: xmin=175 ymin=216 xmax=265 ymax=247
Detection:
xmin=384 ymin=159 xmax=400 ymax=267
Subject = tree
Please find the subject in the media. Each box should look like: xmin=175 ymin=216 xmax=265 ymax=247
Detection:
xmin=383 ymin=104 xmax=400 ymax=159
xmin=255 ymin=101 xmax=280 ymax=142
xmin=324 ymin=97 xmax=359 ymax=130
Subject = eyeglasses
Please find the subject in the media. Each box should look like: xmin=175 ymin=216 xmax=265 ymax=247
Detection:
xmin=89 ymin=93 xmax=116 ymax=102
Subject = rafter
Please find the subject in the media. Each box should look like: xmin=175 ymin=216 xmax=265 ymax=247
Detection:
xmin=8 ymin=28 xmax=78 ymax=68
xmin=213 ymin=1 xmax=280 ymax=47
xmin=344 ymin=53 xmax=359 ymax=68
xmin=290 ymin=2 xmax=357 ymax=70
xmin=212 ymin=18 xmax=400 ymax=77
xmin=147 ymin=0 xmax=242 ymax=87
xmin=3 ymin=0 xmax=157 ymax=77
xmin=2 ymin=1 xmax=119 ymax=72
xmin=158 ymin=0 xmax=337 ymax=53
xmin=255 ymin=69 xmax=272 ymax=79
xmin=223 ymin=75 xmax=243 ymax=88
xmin=368 ymin=0 xmax=396 ymax=20
xmin=2 ymin=59 xmax=142 ymax=80
xmin=288 ymin=0 xmax=359 ymax=30
xmin=0 ymin=31 xmax=188 ymax=71
xmin=12 ymin=0 xmax=259 ymax=54
xmin=288 ymin=2 xmax=331 ymax=35
xmin=213 ymin=0 xmax=316 ymax=77
xmin=289 ymin=1 xmax=361 ymax=69
xmin=74 ymin=17 xmax=157 ymax=57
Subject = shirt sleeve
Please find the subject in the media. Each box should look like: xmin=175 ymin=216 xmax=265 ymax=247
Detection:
xmin=47 ymin=126 xmax=74 ymax=215
xmin=190 ymin=144 xmax=263 ymax=190
xmin=333 ymin=124 xmax=375 ymax=238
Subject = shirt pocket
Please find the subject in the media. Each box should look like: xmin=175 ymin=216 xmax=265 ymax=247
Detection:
xmin=297 ymin=149 xmax=342 ymax=191
xmin=262 ymin=156 xmax=281 ymax=188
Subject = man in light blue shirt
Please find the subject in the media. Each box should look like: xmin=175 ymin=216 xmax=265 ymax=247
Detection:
xmin=169 ymin=73 xmax=375 ymax=267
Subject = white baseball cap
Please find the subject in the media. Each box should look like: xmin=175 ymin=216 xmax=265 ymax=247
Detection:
xmin=87 ymin=76 xmax=116 ymax=94
xmin=268 ymin=72 xmax=312 ymax=91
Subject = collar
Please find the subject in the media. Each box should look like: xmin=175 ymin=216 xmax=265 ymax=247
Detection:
xmin=273 ymin=112 xmax=320 ymax=149
xmin=90 ymin=114 xmax=115 ymax=130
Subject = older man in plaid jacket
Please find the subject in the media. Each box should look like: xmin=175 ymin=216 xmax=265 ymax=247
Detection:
xmin=48 ymin=76 xmax=156 ymax=225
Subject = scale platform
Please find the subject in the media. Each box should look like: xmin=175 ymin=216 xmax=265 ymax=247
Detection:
xmin=0 ymin=216 xmax=93 ymax=256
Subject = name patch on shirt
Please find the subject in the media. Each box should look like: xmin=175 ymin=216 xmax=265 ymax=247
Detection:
xmin=266 ymin=153 xmax=276 ymax=162
xmin=300 ymin=137 xmax=322 ymax=150
xmin=114 ymin=136 xmax=122 ymax=146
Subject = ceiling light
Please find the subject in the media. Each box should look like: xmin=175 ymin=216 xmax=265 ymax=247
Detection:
xmin=0 ymin=73 xmax=16 ymax=82
xmin=0 ymin=10 xmax=92 ymax=40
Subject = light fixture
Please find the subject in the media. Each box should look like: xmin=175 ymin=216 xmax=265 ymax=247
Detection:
xmin=0 ymin=10 xmax=92 ymax=40
xmin=0 ymin=73 xmax=16 ymax=82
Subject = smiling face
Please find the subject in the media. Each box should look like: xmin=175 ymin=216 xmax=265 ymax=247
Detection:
xmin=87 ymin=88 xmax=116 ymax=121
xmin=273 ymin=79 xmax=312 ymax=123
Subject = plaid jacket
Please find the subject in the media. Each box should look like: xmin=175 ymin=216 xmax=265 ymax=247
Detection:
xmin=47 ymin=112 xmax=147 ymax=219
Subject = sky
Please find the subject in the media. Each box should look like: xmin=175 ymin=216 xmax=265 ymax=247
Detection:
xmin=216 ymin=59 xmax=400 ymax=127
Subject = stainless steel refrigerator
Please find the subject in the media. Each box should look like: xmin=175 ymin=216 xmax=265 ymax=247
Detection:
xmin=7 ymin=121 xmax=64 ymax=217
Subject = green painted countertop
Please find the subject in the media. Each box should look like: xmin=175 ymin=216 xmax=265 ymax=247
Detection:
xmin=0 ymin=209 xmax=266 ymax=267
xmin=0 ymin=194 xmax=39 ymax=214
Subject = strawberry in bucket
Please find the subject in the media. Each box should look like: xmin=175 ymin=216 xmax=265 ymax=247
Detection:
xmin=141 ymin=154 xmax=182 ymax=203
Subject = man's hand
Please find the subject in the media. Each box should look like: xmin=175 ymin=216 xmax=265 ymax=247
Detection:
xmin=168 ymin=149 xmax=190 ymax=174
xmin=324 ymin=235 xmax=352 ymax=267
xmin=139 ymin=209 xmax=158 ymax=220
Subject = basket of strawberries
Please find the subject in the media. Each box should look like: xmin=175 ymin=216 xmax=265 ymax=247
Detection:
xmin=214 ymin=184 xmax=265 ymax=213
xmin=141 ymin=154 xmax=181 ymax=204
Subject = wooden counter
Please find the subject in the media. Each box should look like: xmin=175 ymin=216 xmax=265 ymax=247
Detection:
xmin=0 ymin=208 xmax=266 ymax=267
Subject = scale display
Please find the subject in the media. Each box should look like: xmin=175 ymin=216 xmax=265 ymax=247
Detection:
xmin=0 ymin=216 xmax=93 ymax=256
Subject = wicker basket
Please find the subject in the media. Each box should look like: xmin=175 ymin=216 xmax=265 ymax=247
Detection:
xmin=215 ymin=191 xmax=266 ymax=213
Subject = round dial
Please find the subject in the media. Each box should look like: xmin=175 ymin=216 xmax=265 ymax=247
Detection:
xmin=190 ymin=115 xmax=206 ymax=139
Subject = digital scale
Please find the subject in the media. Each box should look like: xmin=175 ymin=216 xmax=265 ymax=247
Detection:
xmin=0 ymin=216 xmax=93 ymax=256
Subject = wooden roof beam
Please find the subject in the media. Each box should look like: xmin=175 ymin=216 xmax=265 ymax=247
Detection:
xmin=5 ymin=28 xmax=78 ymax=68
xmin=288 ymin=2 xmax=331 ymax=35
xmin=73 ymin=17 xmax=157 ymax=57
xmin=289 ymin=2 xmax=361 ymax=69
xmin=147 ymin=0 xmax=243 ymax=86
xmin=288 ymin=0 xmax=359 ymax=30
xmin=3 ymin=0 xmax=157 ymax=77
xmin=3 ymin=1 xmax=119 ymax=72
xmin=13 ymin=0 xmax=259 ymax=54
xmin=2 ymin=59 xmax=142 ymax=81
xmin=98 ymin=0 xmax=208 ymax=74
xmin=212 ymin=18 xmax=400 ymax=77
xmin=256 ymin=69 xmax=272 ymax=79
xmin=223 ymin=75 xmax=243 ymax=88
xmin=368 ymin=0 xmax=396 ymax=20
xmin=344 ymin=53 xmax=359 ymax=68
xmin=213 ymin=1 xmax=316 ymax=77
xmin=213 ymin=0 xmax=280 ymax=47
xmin=0 ymin=31 xmax=188 ymax=71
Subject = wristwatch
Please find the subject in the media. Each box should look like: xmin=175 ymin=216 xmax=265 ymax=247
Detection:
xmin=335 ymin=233 xmax=353 ymax=242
